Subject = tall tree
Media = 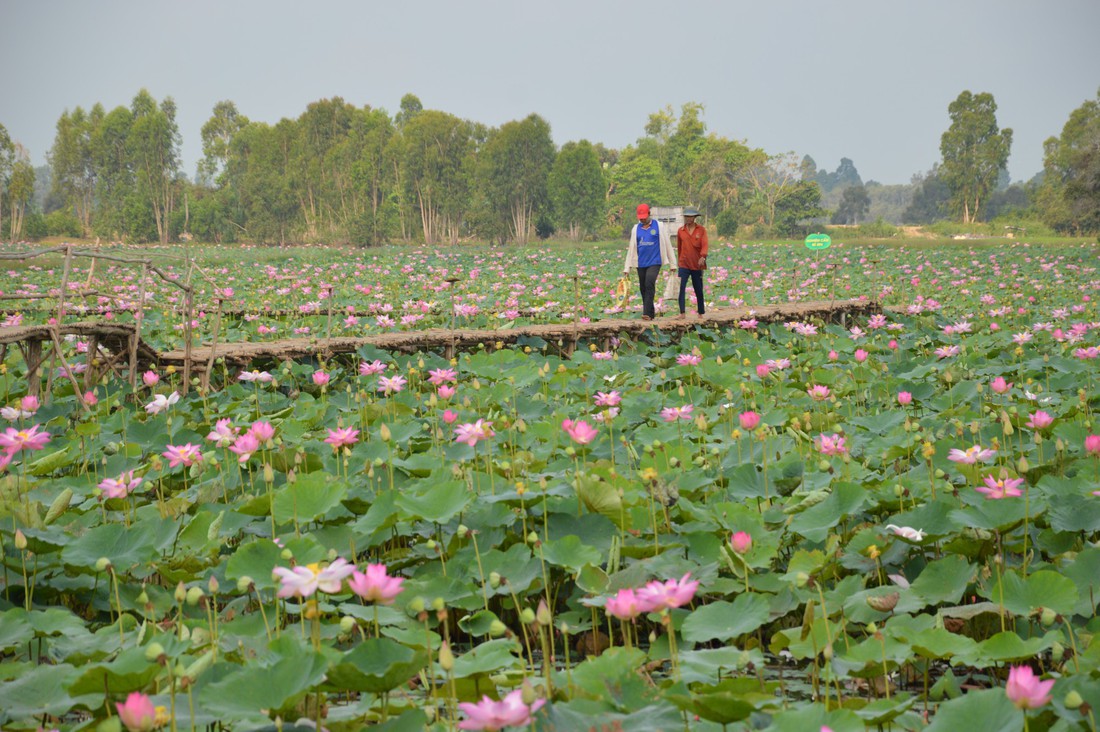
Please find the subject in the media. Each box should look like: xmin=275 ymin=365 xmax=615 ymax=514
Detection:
xmin=127 ymin=90 xmax=181 ymax=244
xmin=831 ymin=184 xmax=871 ymax=225
xmin=743 ymin=152 xmax=805 ymax=228
xmin=903 ymin=168 xmax=951 ymax=224
xmin=91 ymin=104 xmax=134 ymax=238
xmin=49 ymin=106 xmax=99 ymax=236
xmin=0 ymin=124 xmax=13 ymax=241
xmin=400 ymin=110 xmax=474 ymax=245
xmin=1040 ymin=88 xmax=1100 ymax=233
xmin=477 ymin=114 xmax=555 ymax=245
xmin=199 ymin=100 xmax=249 ymax=186
xmin=7 ymin=145 xmax=35 ymax=239
xmin=548 ymin=140 xmax=604 ymax=241
xmin=939 ymin=91 xmax=1012 ymax=223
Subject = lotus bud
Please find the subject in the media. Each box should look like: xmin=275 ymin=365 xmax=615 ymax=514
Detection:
xmin=536 ymin=599 xmax=552 ymax=627
xmin=521 ymin=678 xmax=538 ymax=706
xmin=262 ymin=464 xmax=274 ymax=484
xmin=95 ymin=557 xmax=112 ymax=572
xmin=649 ymin=631 xmax=657 ymax=644
xmin=185 ymin=586 xmax=205 ymax=606
xmin=1065 ymin=690 xmax=1084 ymax=709
xmin=520 ymin=608 xmax=536 ymax=625
xmin=236 ymin=576 xmax=253 ymax=593
xmin=1017 ymin=456 xmax=1029 ymax=474
xmin=439 ymin=641 xmax=455 ymax=671
xmin=14 ymin=530 xmax=27 ymax=551
xmin=175 ymin=582 xmax=187 ymax=603
xmin=380 ymin=423 xmax=391 ymax=442
xmin=340 ymin=616 xmax=356 ymax=634
xmin=822 ymin=642 xmax=834 ymax=660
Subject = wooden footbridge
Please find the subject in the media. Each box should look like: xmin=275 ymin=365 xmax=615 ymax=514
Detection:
xmin=1 ymin=299 xmax=880 ymax=398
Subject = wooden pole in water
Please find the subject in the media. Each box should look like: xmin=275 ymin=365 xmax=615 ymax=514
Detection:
xmin=182 ymin=263 xmax=194 ymax=396
xmin=130 ymin=263 xmax=149 ymax=391
xmin=203 ymin=298 xmax=224 ymax=392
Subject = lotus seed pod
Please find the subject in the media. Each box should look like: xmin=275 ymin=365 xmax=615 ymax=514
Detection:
xmin=565 ymin=446 xmax=576 ymax=457
xmin=521 ymin=678 xmax=538 ymax=705
xmin=817 ymin=459 xmax=831 ymax=471
xmin=185 ymin=586 xmax=205 ymax=606
xmin=95 ymin=557 xmax=111 ymax=572
xmin=136 ymin=590 xmax=149 ymax=606
xmin=408 ymin=597 xmax=425 ymax=614
xmin=456 ymin=525 xmax=469 ymax=539
xmin=431 ymin=597 xmax=445 ymax=612
xmin=795 ymin=572 xmax=810 ymax=588
xmin=144 ymin=642 xmax=166 ymax=662
xmin=373 ymin=457 xmax=385 ymax=468
xmin=340 ymin=616 xmax=356 ymax=634
xmin=489 ymin=620 xmax=507 ymax=637
xmin=866 ymin=593 xmax=899 ymax=613
xmin=280 ymin=548 xmax=293 ymax=560
xmin=1052 ymin=641 xmax=1065 ymax=660
xmin=934 ymin=468 xmax=945 ymax=479
xmin=520 ymin=608 xmax=536 ymax=625
xmin=669 ymin=457 xmax=680 ymax=468
xmin=527 ymin=532 xmax=539 ymax=545
xmin=652 ymin=439 xmax=663 ymax=450
xmin=236 ymin=576 xmax=253 ymax=593
xmin=488 ymin=572 xmax=501 ymax=588
xmin=1040 ymin=607 xmax=1057 ymax=627
xmin=894 ymin=484 xmax=905 ymax=497
xmin=1065 ymin=690 xmax=1084 ymax=709
xmin=426 ymin=539 xmax=437 ymax=550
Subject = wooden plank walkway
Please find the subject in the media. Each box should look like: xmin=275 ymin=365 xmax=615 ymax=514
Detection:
xmin=157 ymin=299 xmax=879 ymax=368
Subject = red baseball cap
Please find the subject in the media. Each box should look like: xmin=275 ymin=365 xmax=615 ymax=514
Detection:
xmin=636 ymin=204 xmax=650 ymax=219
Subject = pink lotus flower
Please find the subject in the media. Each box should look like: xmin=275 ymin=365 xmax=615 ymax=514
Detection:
xmin=592 ymin=351 xmax=613 ymax=360
xmin=976 ymin=475 xmax=1025 ymax=499
xmin=162 ymin=443 xmax=202 ymax=468
xmin=206 ymin=419 xmax=238 ymax=447
xmin=348 ymin=563 xmax=405 ymax=604
xmin=0 ymin=424 xmax=51 ymax=454
xmin=325 ymin=427 xmax=360 ymax=451
xmin=229 ymin=432 xmax=260 ymax=462
xmin=238 ymin=369 xmax=273 ymax=383
xmin=442 ymin=409 xmax=458 ymax=424
xmin=990 ymin=376 xmax=1012 ymax=394
xmin=755 ymin=364 xmax=771 ymax=378
xmin=1025 ymin=410 xmax=1054 ymax=430
xmin=273 ymin=564 xmax=319 ymax=599
xmin=312 ymin=370 xmax=330 ymax=387
xmin=676 ymin=353 xmax=701 ymax=366
xmin=730 ymin=531 xmax=752 ymax=554
xmin=605 ymin=588 xmax=657 ymax=620
xmin=660 ymin=404 xmax=694 ymax=422
xmin=807 ymin=384 xmax=830 ymax=401
xmin=827 ymin=350 xmax=839 ymax=361
xmin=816 ymin=433 xmax=847 ymax=456
xmin=457 ymin=688 xmax=545 ymax=730
xmin=739 ymin=411 xmax=761 ymax=431
xmin=378 ymin=375 xmax=407 ymax=395
xmin=884 ymin=524 xmax=926 ymax=541
xmin=83 ymin=391 xmax=98 ymax=406
xmin=947 ymin=445 xmax=996 ymax=464
xmin=637 ymin=572 xmax=699 ymax=610
xmin=438 ymin=384 xmax=456 ymax=400
xmin=248 ymin=420 xmax=276 ymax=443
xmin=0 ymin=452 xmax=10 ymax=473
xmin=562 ymin=419 xmax=599 ymax=445
xmin=594 ymin=391 xmax=622 ymax=407
xmin=20 ymin=395 xmax=39 ymax=414
xmin=116 ymin=692 xmax=158 ymax=732
xmin=1086 ymin=435 xmax=1100 ymax=455
xmin=454 ymin=419 xmax=495 ymax=447
xmin=316 ymin=557 xmax=356 ymax=593
xmin=99 ymin=471 xmax=143 ymax=499
xmin=359 ymin=360 xmax=387 ymax=376
xmin=1006 ymin=665 xmax=1054 ymax=709
xmin=428 ymin=368 xmax=458 ymax=385
xmin=144 ymin=391 xmax=179 ymax=415
xmin=854 ymin=349 xmax=868 ymax=363
xmin=142 ymin=371 xmax=160 ymax=387
xmin=897 ymin=392 xmax=913 ymax=406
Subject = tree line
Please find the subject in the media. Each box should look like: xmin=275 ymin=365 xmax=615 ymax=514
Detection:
xmin=0 ymin=88 xmax=1098 ymax=244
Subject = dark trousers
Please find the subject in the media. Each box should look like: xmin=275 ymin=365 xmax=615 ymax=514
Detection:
xmin=636 ymin=265 xmax=661 ymax=318
xmin=678 ymin=268 xmax=705 ymax=314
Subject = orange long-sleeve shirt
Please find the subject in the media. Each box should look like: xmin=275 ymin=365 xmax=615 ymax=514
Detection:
xmin=676 ymin=223 xmax=708 ymax=270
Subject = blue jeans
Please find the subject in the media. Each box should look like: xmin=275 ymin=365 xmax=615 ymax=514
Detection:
xmin=678 ymin=268 xmax=705 ymax=314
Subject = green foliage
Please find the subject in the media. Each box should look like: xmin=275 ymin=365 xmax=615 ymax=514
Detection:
xmin=831 ymin=184 xmax=871 ymax=225
xmin=904 ymin=168 xmax=952 ymax=224
xmin=549 ymin=140 xmax=604 ymax=241
xmin=715 ymin=207 xmax=740 ymax=237
xmin=476 ymin=114 xmax=555 ymax=245
xmin=1039 ymin=87 xmax=1100 ymax=233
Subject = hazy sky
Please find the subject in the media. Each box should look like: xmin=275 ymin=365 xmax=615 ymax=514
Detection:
xmin=2 ymin=0 xmax=1097 ymax=184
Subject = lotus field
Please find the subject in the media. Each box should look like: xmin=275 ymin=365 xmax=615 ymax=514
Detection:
xmin=3 ymin=239 xmax=1100 ymax=732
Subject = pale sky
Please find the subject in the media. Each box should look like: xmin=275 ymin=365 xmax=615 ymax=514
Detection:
xmin=2 ymin=0 xmax=1097 ymax=184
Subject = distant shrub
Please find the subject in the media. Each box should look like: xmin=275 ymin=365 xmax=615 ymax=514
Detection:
xmin=715 ymin=208 xmax=740 ymax=238
xmin=856 ymin=218 xmax=898 ymax=238
xmin=44 ymin=210 xmax=82 ymax=238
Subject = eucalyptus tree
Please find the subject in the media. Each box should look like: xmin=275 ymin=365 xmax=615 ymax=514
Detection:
xmin=1040 ymin=88 xmax=1100 ymax=233
xmin=548 ymin=140 xmax=604 ymax=241
xmin=0 ymin=124 xmax=12 ymax=240
xmin=199 ymin=100 xmax=249 ymax=186
xmin=127 ymin=89 xmax=181 ymax=244
xmin=939 ymin=91 xmax=1012 ymax=223
xmin=8 ymin=148 xmax=36 ymax=239
xmin=399 ymin=110 xmax=474 ymax=245
xmin=49 ymin=106 xmax=99 ymax=236
xmin=477 ymin=114 xmax=555 ymax=245
xmin=91 ymin=104 xmax=135 ymax=237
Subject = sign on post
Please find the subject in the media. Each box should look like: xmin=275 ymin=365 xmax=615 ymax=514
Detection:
xmin=804 ymin=233 xmax=831 ymax=250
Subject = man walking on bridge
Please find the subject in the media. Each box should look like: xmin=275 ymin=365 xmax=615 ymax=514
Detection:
xmin=622 ymin=203 xmax=676 ymax=321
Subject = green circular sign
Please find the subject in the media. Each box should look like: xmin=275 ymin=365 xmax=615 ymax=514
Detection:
xmin=804 ymin=233 xmax=831 ymax=250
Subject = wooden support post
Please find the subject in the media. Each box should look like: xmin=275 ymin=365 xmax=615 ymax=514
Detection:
xmin=83 ymin=335 xmax=99 ymax=390
xmin=130 ymin=263 xmax=149 ymax=391
xmin=25 ymin=340 xmax=43 ymax=398
xmin=182 ymin=284 xmax=194 ymax=396
xmin=202 ymin=299 xmax=224 ymax=393
xmin=325 ymin=286 xmax=334 ymax=343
